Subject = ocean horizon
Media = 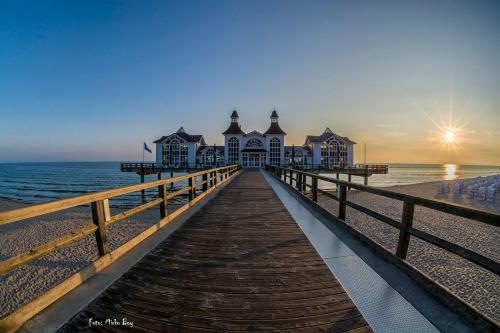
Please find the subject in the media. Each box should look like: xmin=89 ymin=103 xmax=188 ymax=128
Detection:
xmin=1 ymin=162 xmax=499 ymax=207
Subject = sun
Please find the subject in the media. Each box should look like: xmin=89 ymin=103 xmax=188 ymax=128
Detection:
xmin=444 ymin=129 xmax=455 ymax=143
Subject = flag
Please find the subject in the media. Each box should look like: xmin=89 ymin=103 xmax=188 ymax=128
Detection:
xmin=143 ymin=142 xmax=152 ymax=153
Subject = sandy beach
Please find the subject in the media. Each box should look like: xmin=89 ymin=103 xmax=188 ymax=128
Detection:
xmin=0 ymin=179 xmax=499 ymax=324
xmin=0 ymin=198 xmax=179 ymax=318
xmin=317 ymin=180 xmax=500 ymax=323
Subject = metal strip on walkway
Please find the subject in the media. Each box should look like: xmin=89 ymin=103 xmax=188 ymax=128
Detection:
xmin=262 ymin=170 xmax=440 ymax=333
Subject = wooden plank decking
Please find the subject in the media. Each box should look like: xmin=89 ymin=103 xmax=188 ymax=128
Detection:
xmin=59 ymin=170 xmax=371 ymax=333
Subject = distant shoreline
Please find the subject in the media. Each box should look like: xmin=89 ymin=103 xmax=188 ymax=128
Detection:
xmin=1 ymin=161 xmax=500 ymax=167
xmin=1 ymin=176 xmax=498 ymax=213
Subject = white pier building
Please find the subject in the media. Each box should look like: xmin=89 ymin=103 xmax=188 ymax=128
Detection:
xmin=153 ymin=110 xmax=355 ymax=168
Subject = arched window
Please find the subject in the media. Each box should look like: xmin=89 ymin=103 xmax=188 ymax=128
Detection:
xmin=245 ymin=139 xmax=263 ymax=148
xmin=162 ymin=138 xmax=188 ymax=166
xmin=228 ymin=137 xmax=239 ymax=164
xmin=320 ymin=138 xmax=340 ymax=167
xmin=269 ymin=137 xmax=281 ymax=165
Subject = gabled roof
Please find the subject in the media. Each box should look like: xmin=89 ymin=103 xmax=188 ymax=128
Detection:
xmin=264 ymin=122 xmax=286 ymax=135
xmin=284 ymin=146 xmax=312 ymax=154
xmin=153 ymin=130 xmax=205 ymax=144
xmin=222 ymin=123 xmax=245 ymax=135
xmin=244 ymin=130 xmax=264 ymax=137
xmin=305 ymin=128 xmax=356 ymax=145
xmin=197 ymin=145 xmax=224 ymax=154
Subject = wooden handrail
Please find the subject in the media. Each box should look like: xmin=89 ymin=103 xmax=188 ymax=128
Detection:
xmin=0 ymin=165 xmax=238 ymax=225
xmin=0 ymin=165 xmax=241 ymax=277
xmin=268 ymin=166 xmax=499 ymax=226
xmin=266 ymin=165 xmax=500 ymax=276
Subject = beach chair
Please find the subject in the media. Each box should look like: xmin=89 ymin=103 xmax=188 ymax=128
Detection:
xmin=487 ymin=185 xmax=496 ymax=202
xmin=476 ymin=186 xmax=486 ymax=201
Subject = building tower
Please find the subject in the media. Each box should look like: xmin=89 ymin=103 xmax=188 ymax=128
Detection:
xmin=264 ymin=109 xmax=286 ymax=165
xmin=222 ymin=109 xmax=245 ymax=164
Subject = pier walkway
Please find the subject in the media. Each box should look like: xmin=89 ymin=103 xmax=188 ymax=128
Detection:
xmin=59 ymin=170 xmax=371 ymax=332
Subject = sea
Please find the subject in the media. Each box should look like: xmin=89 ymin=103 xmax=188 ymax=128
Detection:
xmin=0 ymin=162 xmax=499 ymax=207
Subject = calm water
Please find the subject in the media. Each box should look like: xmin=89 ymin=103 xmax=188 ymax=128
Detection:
xmin=320 ymin=163 xmax=500 ymax=189
xmin=0 ymin=162 xmax=189 ymax=207
xmin=0 ymin=162 xmax=499 ymax=206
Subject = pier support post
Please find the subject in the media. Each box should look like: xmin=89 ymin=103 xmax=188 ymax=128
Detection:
xmin=202 ymin=173 xmax=208 ymax=192
xmin=91 ymin=200 xmax=110 ymax=256
xmin=189 ymin=176 xmax=196 ymax=200
xmin=337 ymin=185 xmax=347 ymax=220
xmin=336 ymin=173 xmax=339 ymax=179
xmin=348 ymin=174 xmax=351 ymax=182
xmin=157 ymin=173 xmax=161 ymax=180
xmin=170 ymin=170 xmax=174 ymax=190
xmin=396 ymin=201 xmax=415 ymax=259
xmin=140 ymin=174 xmax=145 ymax=201
xmin=159 ymin=183 xmax=167 ymax=218
xmin=312 ymin=177 xmax=318 ymax=202
xmin=364 ymin=176 xmax=368 ymax=186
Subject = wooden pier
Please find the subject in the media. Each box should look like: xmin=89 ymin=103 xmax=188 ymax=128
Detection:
xmin=59 ymin=170 xmax=371 ymax=332
xmin=121 ymin=162 xmax=217 ymax=197
xmin=294 ymin=164 xmax=389 ymax=185
xmin=0 ymin=165 xmax=498 ymax=332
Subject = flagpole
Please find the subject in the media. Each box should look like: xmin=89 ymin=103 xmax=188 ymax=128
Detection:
xmin=143 ymin=142 xmax=145 ymax=164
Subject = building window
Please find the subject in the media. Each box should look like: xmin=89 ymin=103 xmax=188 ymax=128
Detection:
xmin=200 ymin=147 xmax=222 ymax=165
xmin=321 ymin=138 xmax=340 ymax=167
xmin=228 ymin=137 xmax=239 ymax=164
xmin=162 ymin=138 xmax=188 ymax=166
xmin=269 ymin=137 xmax=281 ymax=165
xmin=162 ymin=145 xmax=168 ymax=163
xmin=339 ymin=144 xmax=347 ymax=166
xmin=245 ymin=138 xmax=263 ymax=148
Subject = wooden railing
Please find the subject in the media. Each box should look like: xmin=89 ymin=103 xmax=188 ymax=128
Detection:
xmin=0 ymin=164 xmax=241 ymax=331
xmin=267 ymin=165 xmax=499 ymax=273
xmin=354 ymin=164 xmax=389 ymax=172
xmin=266 ymin=164 xmax=500 ymax=330
xmin=283 ymin=163 xmax=389 ymax=174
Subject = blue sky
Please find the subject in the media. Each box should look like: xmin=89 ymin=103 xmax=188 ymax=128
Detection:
xmin=1 ymin=0 xmax=499 ymax=164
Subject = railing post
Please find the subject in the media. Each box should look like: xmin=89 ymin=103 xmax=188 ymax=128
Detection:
xmin=202 ymin=173 xmax=208 ymax=191
xmin=302 ymin=174 xmax=307 ymax=192
xmin=289 ymin=170 xmax=293 ymax=186
xmin=189 ymin=176 xmax=196 ymax=200
xmin=159 ymin=183 xmax=167 ymax=218
xmin=396 ymin=201 xmax=415 ymax=259
xmin=312 ymin=177 xmax=318 ymax=202
xmin=214 ymin=170 xmax=218 ymax=186
xmin=91 ymin=200 xmax=110 ymax=256
xmin=337 ymin=185 xmax=347 ymax=220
